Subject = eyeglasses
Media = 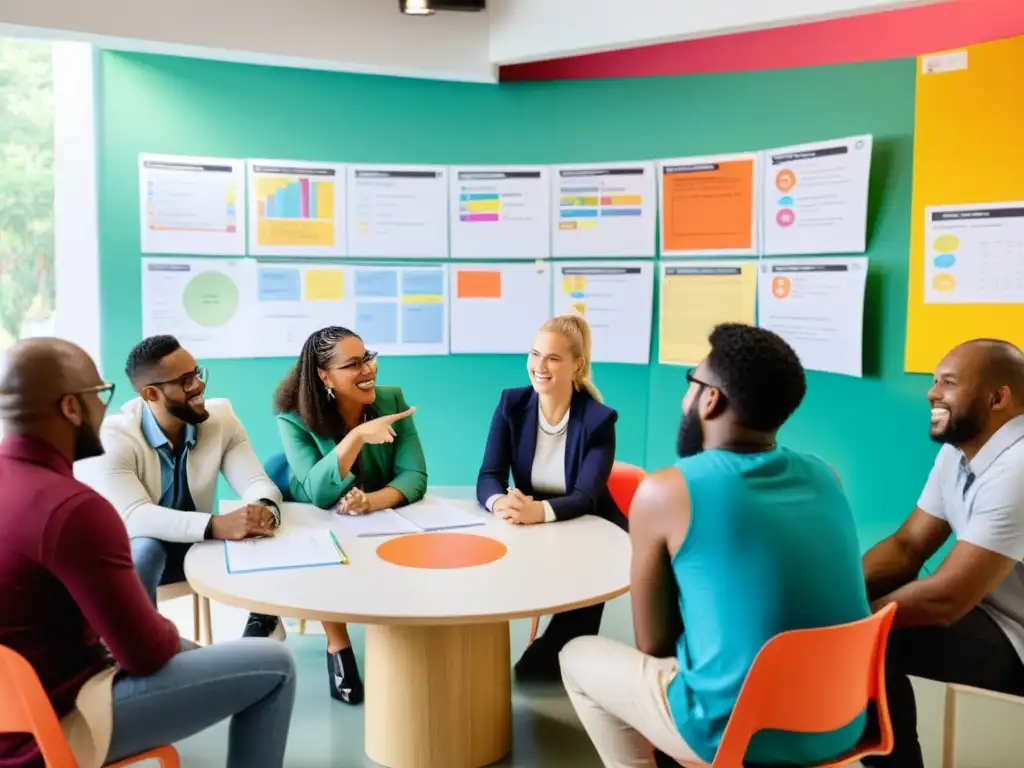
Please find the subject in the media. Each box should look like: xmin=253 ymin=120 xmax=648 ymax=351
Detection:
xmin=331 ymin=351 xmax=379 ymax=372
xmin=146 ymin=367 xmax=208 ymax=392
xmin=64 ymin=381 xmax=116 ymax=408
xmin=686 ymin=369 xmax=725 ymax=397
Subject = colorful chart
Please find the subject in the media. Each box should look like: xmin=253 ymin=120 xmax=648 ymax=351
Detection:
xmin=248 ymin=161 xmax=347 ymax=257
xmin=923 ymin=203 xmax=1024 ymax=305
xmin=141 ymin=258 xmax=253 ymax=359
xmin=139 ymin=155 xmax=246 ymax=256
xmin=552 ymin=162 xmax=656 ymax=258
xmin=352 ymin=266 xmax=449 ymax=356
xmin=347 ymin=165 xmax=448 ymax=258
xmin=450 ymin=263 xmax=551 ymax=354
xmin=449 ymin=166 xmax=550 ymax=259
xmin=251 ymin=263 xmax=351 ymax=358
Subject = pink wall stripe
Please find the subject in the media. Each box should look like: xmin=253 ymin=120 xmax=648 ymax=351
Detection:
xmin=499 ymin=0 xmax=1023 ymax=81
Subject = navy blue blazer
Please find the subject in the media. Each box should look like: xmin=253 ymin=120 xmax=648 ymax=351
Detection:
xmin=476 ymin=386 xmax=627 ymax=531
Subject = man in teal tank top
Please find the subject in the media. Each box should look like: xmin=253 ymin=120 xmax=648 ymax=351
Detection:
xmin=561 ymin=323 xmax=871 ymax=766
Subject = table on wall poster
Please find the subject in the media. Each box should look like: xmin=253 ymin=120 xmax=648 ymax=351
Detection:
xmin=185 ymin=490 xmax=631 ymax=768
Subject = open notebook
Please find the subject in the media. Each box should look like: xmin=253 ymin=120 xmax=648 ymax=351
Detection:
xmin=334 ymin=498 xmax=486 ymax=537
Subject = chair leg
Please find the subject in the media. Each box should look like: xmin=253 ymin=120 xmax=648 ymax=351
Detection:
xmin=942 ymin=685 xmax=957 ymax=768
xmin=528 ymin=615 xmax=540 ymax=645
xmin=298 ymin=619 xmax=307 ymax=635
xmin=191 ymin=594 xmax=200 ymax=644
xmin=200 ymin=597 xmax=213 ymax=646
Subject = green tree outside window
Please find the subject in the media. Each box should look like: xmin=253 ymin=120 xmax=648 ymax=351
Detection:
xmin=0 ymin=38 xmax=54 ymax=351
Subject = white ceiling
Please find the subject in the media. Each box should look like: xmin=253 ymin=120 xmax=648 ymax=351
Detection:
xmin=0 ymin=0 xmax=943 ymax=82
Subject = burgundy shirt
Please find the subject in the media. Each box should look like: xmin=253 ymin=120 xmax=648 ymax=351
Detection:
xmin=0 ymin=435 xmax=181 ymax=768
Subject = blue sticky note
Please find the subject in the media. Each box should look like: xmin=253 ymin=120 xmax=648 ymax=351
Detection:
xmin=402 ymin=269 xmax=444 ymax=297
xmin=402 ymin=303 xmax=444 ymax=344
xmin=355 ymin=269 xmax=399 ymax=298
xmin=258 ymin=268 xmax=301 ymax=301
xmin=356 ymin=302 xmax=398 ymax=345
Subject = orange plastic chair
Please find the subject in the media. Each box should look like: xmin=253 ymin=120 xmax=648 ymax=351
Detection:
xmin=679 ymin=602 xmax=897 ymax=767
xmin=527 ymin=461 xmax=646 ymax=645
xmin=0 ymin=646 xmax=179 ymax=767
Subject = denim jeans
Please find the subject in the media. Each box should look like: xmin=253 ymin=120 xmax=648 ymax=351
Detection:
xmin=131 ymin=537 xmax=192 ymax=605
xmin=106 ymin=639 xmax=296 ymax=767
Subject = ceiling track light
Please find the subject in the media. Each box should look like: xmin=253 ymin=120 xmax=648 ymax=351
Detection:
xmin=400 ymin=0 xmax=435 ymax=15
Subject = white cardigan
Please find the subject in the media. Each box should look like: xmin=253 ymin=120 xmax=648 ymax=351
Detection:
xmin=75 ymin=397 xmax=282 ymax=543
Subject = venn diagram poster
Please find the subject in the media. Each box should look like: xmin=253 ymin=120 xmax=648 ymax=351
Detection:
xmin=761 ymin=135 xmax=873 ymax=256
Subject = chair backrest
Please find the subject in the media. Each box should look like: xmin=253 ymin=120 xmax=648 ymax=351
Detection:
xmin=607 ymin=461 xmax=646 ymax=519
xmin=263 ymin=452 xmax=293 ymax=502
xmin=0 ymin=646 xmax=78 ymax=767
xmin=711 ymin=603 xmax=897 ymax=766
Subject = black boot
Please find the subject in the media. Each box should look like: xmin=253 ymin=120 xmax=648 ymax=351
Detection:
xmin=327 ymin=646 xmax=364 ymax=705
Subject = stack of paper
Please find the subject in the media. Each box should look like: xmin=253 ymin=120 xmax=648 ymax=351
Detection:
xmin=334 ymin=499 xmax=485 ymax=537
xmin=224 ymin=530 xmax=344 ymax=574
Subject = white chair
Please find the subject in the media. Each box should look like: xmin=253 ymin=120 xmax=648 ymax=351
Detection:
xmin=942 ymin=683 xmax=1024 ymax=768
xmin=156 ymin=581 xmax=212 ymax=646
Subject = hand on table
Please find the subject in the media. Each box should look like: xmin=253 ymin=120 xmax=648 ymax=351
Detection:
xmin=503 ymin=488 xmax=546 ymax=525
xmin=354 ymin=407 xmax=416 ymax=445
xmin=211 ymin=504 xmax=277 ymax=540
xmin=337 ymin=487 xmax=371 ymax=515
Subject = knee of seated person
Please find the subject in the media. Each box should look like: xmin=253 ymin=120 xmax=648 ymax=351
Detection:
xmin=558 ymin=635 xmax=604 ymax=682
xmin=130 ymin=537 xmax=167 ymax=572
xmin=242 ymin=638 xmax=298 ymax=679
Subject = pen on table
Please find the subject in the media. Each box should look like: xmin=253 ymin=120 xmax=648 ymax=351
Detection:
xmin=329 ymin=530 xmax=350 ymax=564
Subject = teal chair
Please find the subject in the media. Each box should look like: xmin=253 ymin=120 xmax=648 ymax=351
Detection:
xmin=264 ymin=452 xmax=293 ymax=502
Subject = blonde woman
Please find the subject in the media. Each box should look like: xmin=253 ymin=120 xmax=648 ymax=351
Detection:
xmin=476 ymin=314 xmax=626 ymax=682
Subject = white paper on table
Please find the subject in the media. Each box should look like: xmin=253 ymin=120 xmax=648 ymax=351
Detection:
xmin=224 ymin=531 xmax=342 ymax=574
xmin=757 ymin=257 xmax=868 ymax=377
xmin=396 ymin=499 xmax=486 ymax=532
xmin=333 ymin=509 xmax=421 ymax=537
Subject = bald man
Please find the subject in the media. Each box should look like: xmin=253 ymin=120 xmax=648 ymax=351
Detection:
xmin=0 ymin=339 xmax=296 ymax=768
xmin=863 ymin=339 xmax=1024 ymax=767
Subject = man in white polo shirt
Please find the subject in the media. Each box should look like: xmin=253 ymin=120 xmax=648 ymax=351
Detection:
xmin=863 ymin=338 xmax=1024 ymax=767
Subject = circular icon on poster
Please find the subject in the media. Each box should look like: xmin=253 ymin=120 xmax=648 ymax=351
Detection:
xmin=776 ymin=209 xmax=795 ymax=228
xmin=771 ymin=276 xmax=792 ymax=299
xmin=932 ymin=273 xmax=956 ymax=292
xmin=183 ymin=271 xmax=240 ymax=327
xmin=933 ymin=253 xmax=956 ymax=268
xmin=778 ymin=196 xmax=794 ymax=206
xmin=776 ymin=169 xmax=796 ymax=193
xmin=933 ymin=234 xmax=960 ymax=253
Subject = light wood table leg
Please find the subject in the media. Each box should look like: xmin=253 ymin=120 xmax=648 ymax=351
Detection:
xmin=364 ymin=621 xmax=511 ymax=768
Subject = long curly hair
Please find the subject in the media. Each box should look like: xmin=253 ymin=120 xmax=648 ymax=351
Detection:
xmin=273 ymin=326 xmax=360 ymax=439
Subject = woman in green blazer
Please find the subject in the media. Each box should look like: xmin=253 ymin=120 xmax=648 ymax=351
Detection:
xmin=273 ymin=325 xmax=427 ymax=705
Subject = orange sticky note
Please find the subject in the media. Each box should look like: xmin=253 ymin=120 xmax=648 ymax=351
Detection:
xmin=457 ymin=270 xmax=502 ymax=299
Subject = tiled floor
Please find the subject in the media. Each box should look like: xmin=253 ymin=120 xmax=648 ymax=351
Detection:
xmin=159 ymin=595 xmax=1024 ymax=767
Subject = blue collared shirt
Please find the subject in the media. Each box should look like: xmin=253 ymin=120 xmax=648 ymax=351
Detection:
xmin=141 ymin=405 xmax=198 ymax=512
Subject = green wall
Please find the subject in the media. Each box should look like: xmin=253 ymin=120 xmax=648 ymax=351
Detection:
xmin=98 ymin=52 xmax=934 ymax=532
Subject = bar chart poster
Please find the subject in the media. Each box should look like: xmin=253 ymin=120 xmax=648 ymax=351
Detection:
xmin=140 ymin=154 xmax=246 ymax=256
xmin=347 ymin=165 xmax=449 ymax=258
xmin=247 ymin=160 xmax=347 ymax=257
xmin=449 ymin=165 xmax=550 ymax=259
xmin=552 ymin=162 xmax=656 ymax=258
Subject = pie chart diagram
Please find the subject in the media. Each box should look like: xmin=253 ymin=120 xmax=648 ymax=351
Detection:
xmin=183 ymin=270 xmax=240 ymax=327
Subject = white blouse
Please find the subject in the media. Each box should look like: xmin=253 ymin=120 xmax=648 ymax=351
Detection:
xmin=486 ymin=406 xmax=569 ymax=523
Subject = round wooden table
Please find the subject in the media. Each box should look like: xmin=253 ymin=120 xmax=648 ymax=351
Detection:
xmin=185 ymin=493 xmax=630 ymax=768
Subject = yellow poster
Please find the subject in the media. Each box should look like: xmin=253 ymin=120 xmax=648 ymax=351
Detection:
xmin=904 ymin=36 xmax=1024 ymax=372
xmin=658 ymin=261 xmax=758 ymax=365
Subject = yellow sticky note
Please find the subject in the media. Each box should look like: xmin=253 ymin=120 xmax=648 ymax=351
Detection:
xmin=305 ymin=269 xmax=344 ymax=301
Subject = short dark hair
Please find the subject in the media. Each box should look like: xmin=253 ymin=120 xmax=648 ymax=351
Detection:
xmin=705 ymin=323 xmax=806 ymax=432
xmin=273 ymin=326 xmax=360 ymax=439
xmin=125 ymin=335 xmax=181 ymax=388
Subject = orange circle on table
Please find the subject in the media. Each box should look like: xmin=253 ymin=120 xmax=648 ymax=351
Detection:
xmin=377 ymin=532 xmax=507 ymax=570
